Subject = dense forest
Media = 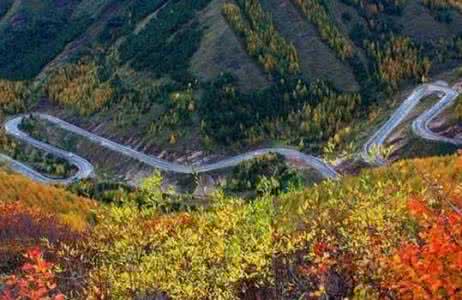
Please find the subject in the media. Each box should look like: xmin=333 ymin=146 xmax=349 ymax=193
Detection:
xmin=45 ymin=60 xmax=115 ymax=115
xmin=118 ymin=0 xmax=212 ymax=81
xmin=367 ymin=35 xmax=431 ymax=91
xmin=0 ymin=1 xmax=89 ymax=80
xmin=199 ymin=75 xmax=361 ymax=151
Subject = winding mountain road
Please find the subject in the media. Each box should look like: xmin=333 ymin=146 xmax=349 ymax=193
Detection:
xmin=1 ymin=81 xmax=460 ymax=185
xmin=361 ymin=81 xmax=460 ymax=164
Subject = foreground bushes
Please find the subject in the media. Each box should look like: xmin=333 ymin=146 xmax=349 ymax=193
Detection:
xmin=2 ymin=154 xmax=462 ymax=299
xmin=1 ymin=248 xmax=65 ymax=300
xmin=0 ymin=203 xmax=82 ymax=274
xmin=65 ymin=176 xmax=274 ymax=299
xmin=383 ymin=198 xmax=462 ymax=299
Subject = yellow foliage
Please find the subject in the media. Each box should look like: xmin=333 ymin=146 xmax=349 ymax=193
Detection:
xmin=0 ymin=170 xmax=97 ymax=231
xmin=84 ymin=190 xmax=274 ymax=299
xmin=0 ymin=79 xmax=27 ymax=113
xmin=223 ymin=1 xmax=300 ymax=77
xmin=45 ymin=60 xmax=114 ymax=115
xmin=273 ymin=154 xmax=462 ymax=285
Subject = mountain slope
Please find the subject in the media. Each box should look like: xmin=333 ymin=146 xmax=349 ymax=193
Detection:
xmin=0 ymin=0 xmax=461 ymax=184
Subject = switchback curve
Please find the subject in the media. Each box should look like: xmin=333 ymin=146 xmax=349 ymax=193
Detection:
xmin=1 ymin=81 xmax=460 ymax=185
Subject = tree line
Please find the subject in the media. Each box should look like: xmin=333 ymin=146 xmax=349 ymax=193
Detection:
xmin=223 ymin=0 xmax=300 ymax=78
xmin=292 ymin=0 xmax=354 ymax=60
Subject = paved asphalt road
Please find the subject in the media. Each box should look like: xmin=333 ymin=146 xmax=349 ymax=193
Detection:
xmin=1 ymin=81 xmax=460 ymax=185
xmin=361 ymin=81 xmax=460 ymax=164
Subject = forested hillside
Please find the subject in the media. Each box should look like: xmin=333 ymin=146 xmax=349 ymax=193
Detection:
xmin=0 ymin=0 xmax=461 ymax=162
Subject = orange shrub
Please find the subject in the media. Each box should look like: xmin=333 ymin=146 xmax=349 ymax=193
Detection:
xmin=383 ymin=198 xmax=462 ymax=299
xmin=0 ymin=170 xmax=97 ymax=231
xmin=0 ymin=203 xmax=82 ymax=273
xmin=0 ymin=248 xmax=65 ymax=300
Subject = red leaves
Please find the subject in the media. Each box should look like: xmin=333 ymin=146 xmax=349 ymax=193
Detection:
xmin=407 ymin=197 xmax=432 ymax=219
xmin=384 ymin=199 xmax=462 ymax=299
xmin=0 ymin=248 xmax=65 ymax=300
xmin=313 ymin=242 xmax=331 ymax=257
xmin=0 ymin=202 xmax=81 ymax=274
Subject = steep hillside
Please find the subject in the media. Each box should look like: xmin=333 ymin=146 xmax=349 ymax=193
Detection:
xmin=0 ymin=169 xmax=96 ymax=230
xmin=0 ymin=0 xmax=461 ymax=185
xmin=0 ymin=0 xmax=90 ymax=80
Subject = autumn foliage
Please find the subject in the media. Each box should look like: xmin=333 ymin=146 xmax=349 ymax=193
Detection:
xmin=0 ymin=248 xmax=64 ymax=300
xmin=0 ymin=170 xmax=96 ymax=231
xmin=0 ymin=80 xmax=27 ymax=114
xmin=1 ymin=154 xmax=462 ymax=299
xmin=293 ymin=0 xmax=353 ymax=60
xmin=0 ymin=202 xmax=82 ymax=275
xmin=223 ymin=0 xmax=300 ymax=77
xmin=368 ymin=36 xmax=431 ymax=90
xmin=383 ymin=198 xmax=462 ymax=299
xmin=45 ymin=60 xmax=114 ymax=115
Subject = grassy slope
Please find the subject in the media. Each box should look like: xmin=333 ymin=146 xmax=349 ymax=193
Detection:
xmin=259 ymin=0 xmax=360 ymax=92
xmin=190 ymin=0 xmax=270 ymax=92
xmin=0 ymin=170 xmax=96 ymax=231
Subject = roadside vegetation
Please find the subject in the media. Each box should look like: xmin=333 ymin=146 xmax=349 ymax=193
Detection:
xmin=199 ymin=75 xmax=361 ymax=152
xmin=0 ymin=112 xmax=78 ymax=181
xmin=224 ymin=153 xmax=304 ymax=197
